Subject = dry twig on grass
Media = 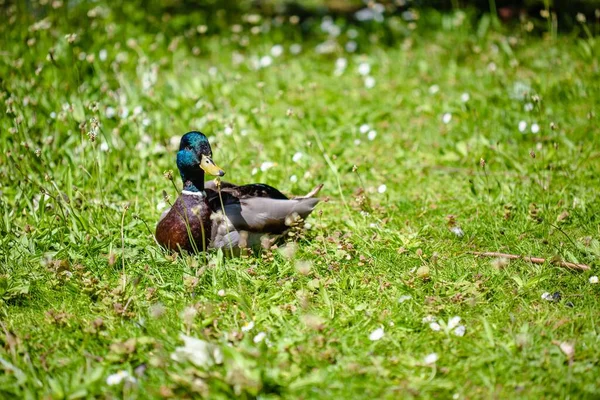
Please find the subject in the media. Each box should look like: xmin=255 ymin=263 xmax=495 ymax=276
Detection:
xmin=470 ymin=251 xmax=590 ymax=271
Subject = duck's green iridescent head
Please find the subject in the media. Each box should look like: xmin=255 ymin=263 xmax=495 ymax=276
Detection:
xmin=176 ymin=131 xmax=224 ymax=190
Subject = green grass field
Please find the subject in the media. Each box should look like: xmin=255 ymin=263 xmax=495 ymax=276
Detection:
xmin=1 ymin=2 xmax=599 ymax=398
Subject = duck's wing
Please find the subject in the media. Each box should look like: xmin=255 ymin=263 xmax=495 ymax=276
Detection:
xmin=206 ymin=184 xmax=322 ymax=234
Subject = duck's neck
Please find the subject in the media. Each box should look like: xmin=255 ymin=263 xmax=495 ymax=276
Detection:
xmin=181 ymin=171 xmax=205 ymax=193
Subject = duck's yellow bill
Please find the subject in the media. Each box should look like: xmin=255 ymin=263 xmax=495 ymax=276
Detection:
xmin=200 ymin=154 xmax=225 ymax=176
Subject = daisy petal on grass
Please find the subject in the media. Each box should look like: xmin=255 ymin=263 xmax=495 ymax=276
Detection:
xmin=589 ymin=276 xmax=598 ymax=284
xmin=424 ymin=353 xmax=438 ymax=365
xmin=454 ymin=325 xmax=466 ymax=337
xmin=253 ymin=332 xmax=266 ymax=343
xmin=106 ymin=370 xmax=136 ymax=386
xmin=447 ymin=316 xmax=461 ymax=329
xmin=171 ymin=334 xmax=223 ymax=368
xmin=429 ymin=322 xmax=441 ymax=331
xmin=398 ymin=295 xmax=411 ymax=303
xmin=241 ymin=321 xmax=254 ymax=332
xmin=369 ymin=327 xmax=384 ymax=341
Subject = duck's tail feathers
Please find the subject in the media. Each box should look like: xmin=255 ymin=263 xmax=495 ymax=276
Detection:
xmin=293 ymin=183 xmax=324 ymax=200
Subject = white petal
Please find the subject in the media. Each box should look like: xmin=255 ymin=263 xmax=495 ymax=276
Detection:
xmin=270 ymin=45 xmax=283 ymax=57
xmin=541 ymin=292 xmax=552 ymax=301
xmin=369 ymin=327 xmax=384 ymax=341
xmin=377 ymin=184 xmax=387 ymax=194
xmin=424 ymin=353 xmax=438 ymax=364
xmin=454 ymin=325 xmax=466 ymax=337
xmin=364 ymin=76 xmax=376 ymax=89
xmin=253 ymin=332 xmax=266 ymax=343
xmin=429 ymin=322 xmax=441 ymax=331
xmin=398 ymin=295 xmax=411 ymax=303
xmin=358 ymin=62 xmax=371 ymax=76
xmin=518 ymin=121 xmax=527 ymax=132
xmin=589 ymin=276 xmax=599 ymax=284
xmin=447 ymin=316 xmax=461 ymax=329
xmin=241 ymin=321 xmax=255 ymax=332
xmin=292 ymin=152 xmax=303 ymax=163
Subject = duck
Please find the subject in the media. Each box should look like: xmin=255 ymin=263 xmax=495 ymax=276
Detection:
xmin=155 ymin=131 xmax=323 ymax=253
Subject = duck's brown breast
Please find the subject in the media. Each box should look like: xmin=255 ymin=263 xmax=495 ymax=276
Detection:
xmin=155 ymin=194 xmax=212 ymax=253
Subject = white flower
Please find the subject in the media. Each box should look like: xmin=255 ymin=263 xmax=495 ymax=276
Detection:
xmin=422 ymin=315 xmax=436 ymax=323
xmin=99 ymin=49 xmax=107 ymax=61
xmin=292 ymin=152 xmax=303 ymax=163
xmin=461 ymin=92 xmax=470 ymax=102
xmin=429 ymin=322 xmax=441 ymax=331
xmin=105 ymin=106 xmax=115 ymax=118
xmin=260 ymin=161 xmax=274 ymax=172
xmin=541 ymin=292 xmax=553 ymax=301
xmin=133 ymin=106 xmax=143 ymax=116
xmin=171 ymin=334 xmax=223 ymax=368
xmin=454 ymin=325 xmax=466 ymax=337
xmin=142 ymin=118 xmax=151 ymax=127
xmin=442 ymin=113 xmax=452 ymax=124
xmin=224 ymin=126 xmax=233 ymax=136
xmin=241 ymin=321 xmax=254 ymax=332
xmin=270 ymin=44 xmax=283 ymax=57
xmin=253 ymin=332 xmax=266 ymax=343
xmin=315 ymin=40 xmax=336 ymax=54
xmin=518 ymin=120 xmax=527 ymax=132
xmin=364 ymin=76 xmax=376 ymax=89
xmin=106 ymin=370 xmax=136 ymax=386
xmin=345 ymin=41 xmax=357 ymax=53
xmin=289 ymin=44 xmax=302 ymax=55
xmin=359 ymin=124 xmax=370 ymax=134
xmin=259 ymin=55 xmax=272 ymax=68
xmin=100 ymin=142 xmax=109 ymax=152
xmin=447 ymin=316 xmax=461 ymax=329
xmin=50 ymin=112 xmax=56 ymax=119
xmin=524 ymin=102 xmax=534 ymax=111
xmin=358 ymin=62 xmax=371 ymax=76
xmin=156 ymin=201 xmax=167 ymax=211
xmin=251 ymin=167 xmax=258 ymax=176
xmin=531 ymin=123 xmax=540 ymax=134
xmin=424 ymin=353 xmax=438 ymax=364
xmin=290 ymin=175 xmax=298 ymax=183
xmin=354 ymin=139 xmax=361 ymax=145
xmin=377 ymin=184 xmax=387 ymax=194
xmin=367 ymin=130 xmax=377 ymax=141
xmin=428 ymin=84 xmax=439 ymax=94
xmin=450 ymin=226 xmax=464 ymax=237
xmin=208 ymin=66 xmax=218 ymax=76
xmin=217 ymin=289 xmax=225 ymax=297
xmin=398 ymin=295 xmax=411 ymax=303
xmin=119 ymin=106 xmax=129 ymax=119
xmin=590 ymin=276 xmax=599 ymax=284
xmin=334 ymin=57 xmax=347 ymax=75
xmin=369 ymin=327 xmax=384 ymax=341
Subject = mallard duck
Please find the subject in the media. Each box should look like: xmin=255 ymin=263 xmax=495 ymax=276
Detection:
xmin=155 ymin=131 xmax=323 ymax=253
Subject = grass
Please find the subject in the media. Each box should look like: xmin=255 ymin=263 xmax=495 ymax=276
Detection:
xmin=1 ymin=2 xmax=600 ymax=399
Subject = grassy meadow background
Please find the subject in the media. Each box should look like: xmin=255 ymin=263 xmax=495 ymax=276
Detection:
xmin=1 ymin=0 xmax=599 ymax=398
